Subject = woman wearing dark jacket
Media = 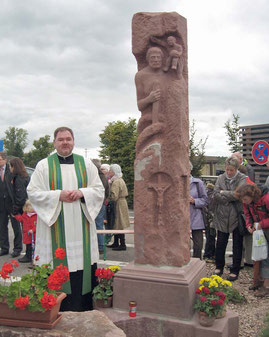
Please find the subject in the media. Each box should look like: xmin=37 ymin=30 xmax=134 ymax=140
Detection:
xmin=213 ymin=156 xmax=246 ymax=281
xmin=7 ymin=158 xmax=30 ymax=215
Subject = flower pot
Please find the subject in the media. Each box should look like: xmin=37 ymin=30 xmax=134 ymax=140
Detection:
xmin=94 ymin=296 xmax=113 ymax=308
xmin=198 ymin=311 xmax=215 ymax=327
xmin=0 ymin=292 xmax=66 ymax=329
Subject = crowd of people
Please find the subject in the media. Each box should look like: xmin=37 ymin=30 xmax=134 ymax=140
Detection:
xmin=1 ymin=125 xmax=269 ymax=310
xmin=190 ymin=153 xmax=269 ymax=298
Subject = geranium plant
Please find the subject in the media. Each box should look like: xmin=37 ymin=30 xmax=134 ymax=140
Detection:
xmin=194 ymin=275 xmax=232 ymax=317
xmin=0 ymin=248 xmax=69 ymax=312
xmin=93 ymin=267 xmax=117 ymax=304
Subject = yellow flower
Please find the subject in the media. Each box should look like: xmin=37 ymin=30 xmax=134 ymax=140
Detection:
xmin=108 ymin=265 xmax=121 ymax=272
xmin=199 ymin=277 xmax=211 ymax=285
xmin=199 ymin=286 xmax=204 ymax=291
xmin=221 ymin=280 xmax=232 ymax=287
xmin=209 ymin=280 xmax=218 ymax=288
xmin=211 ymin=275 xmax=223 ymax=283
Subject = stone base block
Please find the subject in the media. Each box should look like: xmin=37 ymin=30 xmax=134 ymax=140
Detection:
xmin=104 ymin=308 xmax=239 ymax=337
xmin=113 ymin=258 xmax=206 ymax=320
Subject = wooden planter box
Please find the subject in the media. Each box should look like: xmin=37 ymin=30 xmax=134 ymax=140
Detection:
xmin=0 ymin=292 xmax=66 ymax=329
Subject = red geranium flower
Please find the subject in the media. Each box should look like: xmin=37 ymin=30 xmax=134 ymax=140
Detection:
xmin=35 ymin=255 xmax=40 ymax=261
xmin=200 ymin=296 xmax=207 ymax=302
xmin=11 ymin=260 xmax=19 ymax=268
xmin=54 ymin=248 xmax=66 ymax=260
xmin=211 ymin=300 xmax=217 ymax=306
xmin=195 ymin=288 xmax=201 ymax=294
xmin=40 ymin=292 xmax=57 ymax=311
xmin=0 ymin=271 xmax=9 ymax=279
xmin=2 ymin=262 xmax=13 ymax=274
xmin=14 ymin=295 xmax=29 ymax=310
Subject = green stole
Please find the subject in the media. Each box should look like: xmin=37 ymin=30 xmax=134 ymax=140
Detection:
xmin=48 ymin=153 xmax=92 ymax=295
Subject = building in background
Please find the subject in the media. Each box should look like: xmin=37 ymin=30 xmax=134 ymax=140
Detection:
xmin=240 ymin=123 xmax=269 ymax=185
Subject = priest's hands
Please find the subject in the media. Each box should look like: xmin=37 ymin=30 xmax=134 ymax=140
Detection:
xmin=60 ymin=190 xmax=83 ymax=202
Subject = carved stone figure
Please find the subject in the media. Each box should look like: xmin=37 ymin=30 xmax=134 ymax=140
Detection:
xmin=150 ymin=35 xmax=183 ymax=74
xmin=133 ymin=12 xmax=190 ymax=267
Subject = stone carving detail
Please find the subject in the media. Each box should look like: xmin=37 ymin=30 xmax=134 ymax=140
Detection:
xmin=148 ymin=172 xmax=172 ymax=227
xmin=133 ymin=12 xmax=190 ymax=267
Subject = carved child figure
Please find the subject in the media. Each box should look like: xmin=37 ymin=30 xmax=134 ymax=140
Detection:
xmin=151 ymin=35 xmax=183 ymax=72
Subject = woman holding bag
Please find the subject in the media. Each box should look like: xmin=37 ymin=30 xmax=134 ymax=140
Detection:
xmin=235 ymin=183 xmax=269 ymax=297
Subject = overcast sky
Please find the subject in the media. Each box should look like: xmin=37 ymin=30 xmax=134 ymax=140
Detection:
xmin=0 ymin=0 xmax=268 ymax=159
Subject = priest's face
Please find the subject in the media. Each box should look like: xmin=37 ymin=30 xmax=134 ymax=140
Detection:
xmin=54 ymin=130 xmax=74 ymax=157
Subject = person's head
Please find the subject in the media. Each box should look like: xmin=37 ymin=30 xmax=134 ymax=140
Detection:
xmin=100 ymin=164 xmax=110 ymax=176
xmin=232 ymin=152 xmax=243 ymax=165
xmin=146 ymin=47 xmax=164 ymax=70
xmin=0 ymin=152 xmax=7 ymax=168
xmin=109 ymin=164 xmax=122 ymax=178
xmin=235 ymin=183 xmax=262 ymax=204
xmin=23 ymin=200 xmax=34 ymax=213
xmin=167 ymin=36 xmax=176 ymax=46
xmin=225 ymin=156 xmax=239 ymax=178
xmin=53 ymin=127 xmax=74 ymax=157
xmin=91 ymin=159 xmax=101 ymax=169
xmin=9 ymin=157 xmax=28 ymax=177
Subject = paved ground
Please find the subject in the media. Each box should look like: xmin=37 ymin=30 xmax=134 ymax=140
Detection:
xmin=0 ymin=210 xmax=234 ymax=276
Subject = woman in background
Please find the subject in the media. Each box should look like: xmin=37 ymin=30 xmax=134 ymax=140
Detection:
xmin=213 ymin=156 xmax=246 ymax=281
xmin=189 ymin=161 xmax=208 ymax=259
xmin=236 ymin=183 xmax=269 ymax=296
xmin=107 ymin=164 xmax=130 ymax=251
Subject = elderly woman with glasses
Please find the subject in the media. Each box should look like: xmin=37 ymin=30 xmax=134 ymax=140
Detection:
xmin=213 ymin=156 xmax=246 ymax=281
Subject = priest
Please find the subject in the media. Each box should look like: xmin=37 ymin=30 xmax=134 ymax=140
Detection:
xmin=27 ymin=126 xmax=104 ymax=311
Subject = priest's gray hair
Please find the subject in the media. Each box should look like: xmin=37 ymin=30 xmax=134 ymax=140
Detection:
xmin=110 ymin=164 xmax=123 ymax=178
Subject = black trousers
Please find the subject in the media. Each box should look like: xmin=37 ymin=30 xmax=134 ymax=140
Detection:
xmin=0 ymin=209 xmax=22 ymax=253
xmin=204 ymin=227 xmax=216 ymax=258
xmin=192 ymin=229 xmax=203 ymax=259
xmin=60 ymin=264 xmax=98 ymax=312
xmin=215 ymin=227 xmax=243 ymax=275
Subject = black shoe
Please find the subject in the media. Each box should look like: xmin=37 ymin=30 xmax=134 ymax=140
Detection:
xmin=11 ymin=251 xmax=21 ymax=258
xmin=227 ymin=273 xmax=238 ymax=282
xmin=214 ymin=269 xmax=223 ymax=276
xmin=0 ymin=250 xmax=9 ymax=256
xmin=107 ymin=243 xmax=119 ymax=248
xmin=112 ymin=245 xmax=127 ymax=251
xmin=244 ymin=263 xmax=253 ymax=268
xmin=227 ymin=264 xmax=244 ymax=270
xmin=18 ymin=255 xmax=31 ymax=263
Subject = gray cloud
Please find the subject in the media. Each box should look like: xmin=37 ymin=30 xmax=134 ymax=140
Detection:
xmin=0 ymin=0 xmax=268 ymax=159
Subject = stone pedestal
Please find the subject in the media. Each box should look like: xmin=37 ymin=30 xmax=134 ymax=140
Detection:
xmin=104 ymin=308 xmax=239 ymax=337
xmin=113 ymin=259 xmax=205 ymax=319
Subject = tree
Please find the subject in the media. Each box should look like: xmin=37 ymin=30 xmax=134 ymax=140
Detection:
xmin=24 ymin=135 xmax=54 ymax=168
xmin=189 ymin=120 xmax=208 ymax=177
xmin=224 ymin=113 xmax=241 ymax=152
xmin=3 ymin=127 xmax=28 ymax=158
xmin=99 ymin=119 xmax=137 ymax=206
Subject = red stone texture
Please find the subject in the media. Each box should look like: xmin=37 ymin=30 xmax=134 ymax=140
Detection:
xmin=104 ymin=308 xmax=239 ymax=337
xmin=133 ymin=12 xmax=190 ymax=267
